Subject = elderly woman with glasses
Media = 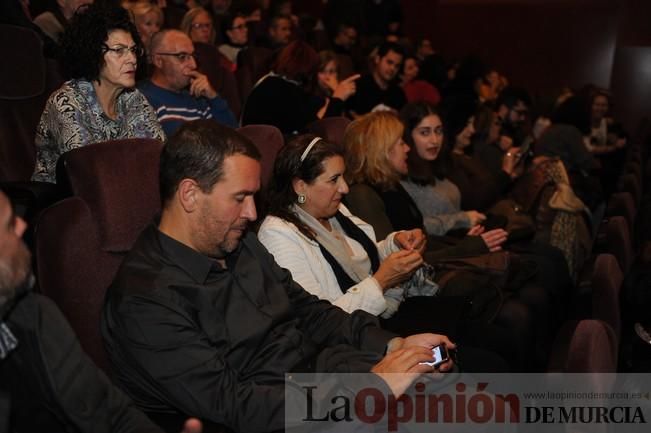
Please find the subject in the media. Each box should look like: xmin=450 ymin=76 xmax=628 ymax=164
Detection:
xmin=31 ymin=2 xmax=164 ymax=183
xmin=180 ymin=7 xmax=216 ymax=45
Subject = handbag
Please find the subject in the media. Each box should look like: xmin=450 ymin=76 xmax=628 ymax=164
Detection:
xmin=431 ymin=252 xmax=511 ymax=323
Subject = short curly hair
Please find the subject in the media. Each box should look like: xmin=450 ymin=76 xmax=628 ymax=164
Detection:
xmin=61 ymin=2 xmax=143 ymax=81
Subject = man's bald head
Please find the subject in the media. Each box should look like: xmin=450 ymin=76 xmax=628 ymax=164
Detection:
xmin=150 ymin=29 xmax=198 ymax=92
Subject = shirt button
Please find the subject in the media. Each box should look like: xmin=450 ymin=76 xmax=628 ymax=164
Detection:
xmin=350 ymin=287 xmax=359 ymax=293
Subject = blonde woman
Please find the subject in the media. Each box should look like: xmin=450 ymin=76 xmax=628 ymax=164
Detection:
xmin=124 ymin=1 xmax=163 ymax=49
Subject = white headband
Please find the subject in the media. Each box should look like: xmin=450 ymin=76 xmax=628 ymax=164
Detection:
xmin=300 ymin=137 xmax=322 ymax=162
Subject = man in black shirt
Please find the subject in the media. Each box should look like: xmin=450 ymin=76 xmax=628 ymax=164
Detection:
xmin=347 ymin=41 xmax=407 ymax=116
xmin=102 ymin=120 xmax=454 ymax=433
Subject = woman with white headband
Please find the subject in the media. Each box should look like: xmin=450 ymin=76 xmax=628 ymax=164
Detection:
xmin=257 ymin=135 xmax=512 ymax=371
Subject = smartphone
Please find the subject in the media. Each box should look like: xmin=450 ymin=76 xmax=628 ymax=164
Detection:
xmin=419 ymin=344 xmax=449 ymax=368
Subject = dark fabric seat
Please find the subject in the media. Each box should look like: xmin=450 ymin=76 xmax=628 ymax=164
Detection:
xmin=0 ymin=24 xmax=64 ymax=222
xmin=237 ymin=124 xmax=284 ymax=188
xmin=598 ymin=216 xmax=633 ymax=274
xmin=307 ymin=116 xmax=351 ymax=151
xmin=605 ymin=191 xmax=636 ymax=235
xmin=235 ymin=46 xmax=273 ymax=105
xmin=591 ymin=254 xmax=624 ymax=339
xmin=34 ymin=138 xmax=164 ymax=372
xmin=548 ymin=319 xmax=618 ymax=372
xmin=0 ymin=24 xmax=62 ymax=182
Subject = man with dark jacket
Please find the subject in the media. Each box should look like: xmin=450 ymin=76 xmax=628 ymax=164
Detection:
xmin=0 ymin=189 xmax=201 ymax=433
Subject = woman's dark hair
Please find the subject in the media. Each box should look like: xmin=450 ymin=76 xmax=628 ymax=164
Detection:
xmin=60 ymin=2 xmax=143 ymax=81
xmin=264 ymin=134 xmax=342 ymax=240
xmin=551 ymin=95 xmax=591 ymax=135
xmin=441 ymin=95 xmax=478 ymax=142
xmin=400 ymin=101 xmax=449 ymax=184
xmin=273 ymin=40 xmax=320 ymax=85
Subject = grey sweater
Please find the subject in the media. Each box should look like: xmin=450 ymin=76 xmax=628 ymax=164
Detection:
xmin=400 ymin=178 xmax=471 ymax=236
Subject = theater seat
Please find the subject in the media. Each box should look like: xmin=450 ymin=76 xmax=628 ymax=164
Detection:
xmin=591 ymin=254 xmax=624 ymax=339
xmin=307 ymin=116 xmax=351 ymax=150
xmin=237 ymin=124 xmax=284 ymax=187
xmin=235 ymin=47 xmax=273 ymax=104
xmin=34 ymin=138 xmax=164 ymax=371
xmin=0 ymin=24 xmax=64 ymax=221
xmin=548 ymin=319 xmax=618 ymax=372
xmin=598 ymin=216 xmax=633 ymax=274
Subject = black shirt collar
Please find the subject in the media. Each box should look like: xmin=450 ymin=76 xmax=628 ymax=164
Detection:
xmin=154 ymin=226 xmax=218 ymax=284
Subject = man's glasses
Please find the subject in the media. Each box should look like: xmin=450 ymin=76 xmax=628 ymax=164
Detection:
xmin=155 ymin=52 xmax=197 ymax=62
xmin=191 ymin=22 xmax=212 ymax=30
xmin=230 ymin=24 xmax=247 ymax=31
xmin=102 ymin=44 xmax=144 ymax=58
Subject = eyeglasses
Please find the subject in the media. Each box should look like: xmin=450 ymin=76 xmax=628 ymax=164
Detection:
xmin=230 ymin=24 xmax=247 ymax=31
xmin=155 ymin=52 xmax=197 ymax=62
xmin=102 ymin=44 xmax=144 ymax=58
xmin=191 ymin=22 xmax=212 ymax=30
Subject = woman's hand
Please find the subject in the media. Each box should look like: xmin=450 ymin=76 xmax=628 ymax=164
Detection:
xmin=374 ymin=250 xmax=423 ymax=290
xmin=332 ymin=74 xmax=360 ymax=101
xmin=467 ymin=225 xmax=485 ymax=236
xmin=394 ymin=229 xmax=427 ymax=254
xmin=464 ymin=210 xmax=486 ymax=227
xmin=479 ymin=228 xmax=508 ymax=252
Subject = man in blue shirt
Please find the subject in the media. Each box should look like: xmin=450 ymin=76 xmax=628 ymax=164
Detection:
xmin=139 ymin=29 xmax=237 ymax=136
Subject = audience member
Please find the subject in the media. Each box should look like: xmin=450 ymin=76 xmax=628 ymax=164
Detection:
xmin=342 ymin=111 xmax=536 ymax=368
xmin=180 ymin=7 xmax=216 ymax=45
xmin=494 ymin=86 xmax=532 ymax=148
xmin=242 ymin=41 xmax=358 ymax=135
xmin=415 ymin=37 xmax=435 ymax=61
xmin=102 ymin=119 xmax=455 ymax=431
xmin=331 ymin=22 xmax=357 ymax=55
xmin=0 ymin=189 xmax=202 ymax=433
xmin=139 ymin=29 xmax=237 ymax=136
xmin=314 ymin=50 xmax=339 ymax=98
xmin=257 ymin=135 xmax=515 ymax=370
xmin=400 ymin=54 xmax=441 ymax=106
xmin=33 ymin=0 xmax=92 ymax=43
xmin=31 ymin=2 xmax=164 ymax=183
xmin=217 ymin=11 xmax=248 ymax=70
xmin=124 ymin=1 xmax=163 ymax=49
xmin=257 ymin=13 xmax=292 ymax=49
xmin=259 ymin=135 xmax=427 ymax=319
xmin=444 ymin=102 xmax=517 ymax=211
xmin=346 ymin=41 xmax=406 ymax=116
xmin=399 ymin=103 xmax=505 ymax=240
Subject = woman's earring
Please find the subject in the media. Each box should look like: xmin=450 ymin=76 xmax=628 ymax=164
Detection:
xmin=297 ymin=194 xmax=306 ymax=204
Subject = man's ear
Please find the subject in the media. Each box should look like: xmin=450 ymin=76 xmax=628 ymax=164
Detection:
xmin=152 ymin=53 xmax=163 ymax=69
xmin=177 ymin=178 xmax=200 ymax=212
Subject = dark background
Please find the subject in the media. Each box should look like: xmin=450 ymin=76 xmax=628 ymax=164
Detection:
xmin=296 ymin=0 xmax=651 ymax=136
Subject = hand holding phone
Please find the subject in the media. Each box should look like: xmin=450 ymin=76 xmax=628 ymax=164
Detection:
xmin=419 ymin=344 xmax=449 ymax=369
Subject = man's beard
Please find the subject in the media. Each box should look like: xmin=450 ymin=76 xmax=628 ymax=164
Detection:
xmin=0 ymin=246 xmax=33 ymax=320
